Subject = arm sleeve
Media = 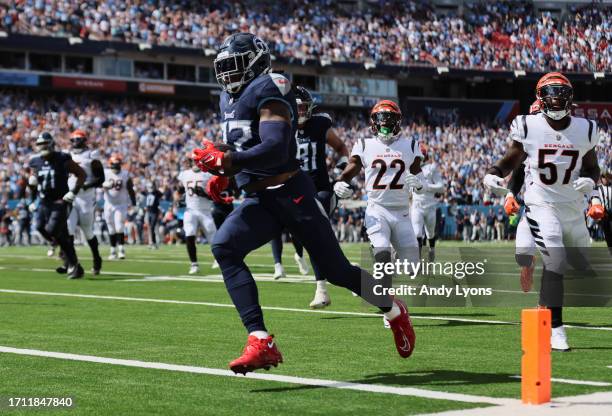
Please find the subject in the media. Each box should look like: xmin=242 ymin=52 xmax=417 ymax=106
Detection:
xmin=231 ymin=119 xmax=292 ymax=169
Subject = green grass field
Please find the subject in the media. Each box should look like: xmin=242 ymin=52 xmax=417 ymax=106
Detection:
xmin=0 ymin=242 xmax=610 ymax=415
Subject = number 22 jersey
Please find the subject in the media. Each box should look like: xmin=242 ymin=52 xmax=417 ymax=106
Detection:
xmin=351 ymin=136 xmax=422 ymax=208
xmin=510 ymin=113 xmax=599 ymax=206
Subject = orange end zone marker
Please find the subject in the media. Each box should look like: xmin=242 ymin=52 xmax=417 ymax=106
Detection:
xmin=521 ymin=308 xmax=551 ymax=404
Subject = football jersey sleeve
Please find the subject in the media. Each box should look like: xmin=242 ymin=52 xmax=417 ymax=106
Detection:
xmin=588 ymin=119 xmax=599 ymax=150
xmin=509 ymin=116 xmax=527 ymax=143
xmin=255 ymin=73 xmax=294 ymax=118
xmin=350 ymin=138 xmax=366 ymax=160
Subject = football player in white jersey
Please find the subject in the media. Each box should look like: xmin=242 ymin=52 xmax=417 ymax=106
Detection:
xmin=65 ymin=129 xmax=105 ymax=275
xmin=484 ymin=72 xmax=604 ymax=351
xmin=410 ymin=143 xmax=445 ymax=261
xmin=102 ymin=154 xmax=136 ymax=260
xmin=335 ymin=100 xmax=423 ymax=321
xmin=177 ymin=157 xmax=224 ymax=274
xmin=504 ymin=100 xmax=544 ymax=293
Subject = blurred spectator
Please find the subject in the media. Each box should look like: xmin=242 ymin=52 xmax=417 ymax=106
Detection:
xmin=0 ymin=1 xmax=609 ymax=72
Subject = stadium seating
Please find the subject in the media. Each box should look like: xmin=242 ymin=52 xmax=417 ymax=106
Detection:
xmin=0 ymin=1 xmax=609 ymax=72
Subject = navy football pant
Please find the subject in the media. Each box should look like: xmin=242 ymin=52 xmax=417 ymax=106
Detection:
xmin=270 ymin=189 xmax=335 ymax=280
xmin=212 ymin=172 xmax=391 ymax=332
xmin=37 ymin=202 xmax=78 ymax=267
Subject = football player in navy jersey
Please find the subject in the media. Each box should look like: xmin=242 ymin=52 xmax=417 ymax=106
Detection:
xmin=270 ymin=86 xmax=349 ymax=310
xmin=28 ymin=132 xmax=87 ymax=279
xmin=192 ymin=33 xmax=415 ymax=374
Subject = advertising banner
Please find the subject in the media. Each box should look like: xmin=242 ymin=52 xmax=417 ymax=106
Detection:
xmin=52 ymin=76 xmax=127 ymax=92
xmin=0 ymin=71 xmax=39 ymax=86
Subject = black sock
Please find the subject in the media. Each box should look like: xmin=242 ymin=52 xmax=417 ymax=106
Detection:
xmin=109 ymin=234 xmax=117 ymax=247
xmin=417 ymin=237 xmax=423 ymax=257
xmin=57 ymin=232 xmax=78 ymax=266
xmin=88 ymin=237 xmax=101 ymax=260
xmin=428 ymin=238 xmax=436 ymax=249
xmin=374 ymin=250 xmax=393 ymax=312
xmin=293 ymin=237 xmax=304 ymax=258
xmin=539 ymin=267 xmax=564 ymax=310
xmin=550 ymin=307 xmax=563 ymax=328
xmin=271 ymin=236 xmax=283 ymax=264
xmin=186 ymin=236 xmax=197 ymax=263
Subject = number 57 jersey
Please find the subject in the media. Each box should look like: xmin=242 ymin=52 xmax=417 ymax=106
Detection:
xmin=510 ymin=113 xmax=599 ymax=206
xmin=351 ymin=136 xmax=423 ymax=208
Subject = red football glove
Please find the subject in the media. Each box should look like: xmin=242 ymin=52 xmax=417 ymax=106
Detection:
xmin=191 ymin=140 xmax=224 ymax=173
xmin=587 ymin=200 xmax=605 ymax=221
xmin=206 ymin=175 xmax=233 ymax=204
xmin=504 ymin=193 xmax=520 ymax=215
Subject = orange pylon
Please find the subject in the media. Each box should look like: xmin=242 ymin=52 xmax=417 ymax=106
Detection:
xmin=521 ymin=308 xmax=551 ymax=404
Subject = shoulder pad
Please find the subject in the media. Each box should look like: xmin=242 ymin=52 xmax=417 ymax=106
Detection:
xmin=312 ymin=113 xmax=332 ymax=122
xmin=268 ymin=73 xmax=292 ymax=96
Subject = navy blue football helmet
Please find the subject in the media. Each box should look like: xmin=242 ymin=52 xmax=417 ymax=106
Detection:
xmin=214 ymin=32 xmax=271 ymax=94
xmin=295 ymin=86 xmax=315 ymax=124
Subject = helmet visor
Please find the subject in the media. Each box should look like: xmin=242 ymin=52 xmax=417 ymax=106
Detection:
xmin=214 ymin=52 xmax=250 ymax=91
xmin=373 ymin=112 xmax=401 ymax=136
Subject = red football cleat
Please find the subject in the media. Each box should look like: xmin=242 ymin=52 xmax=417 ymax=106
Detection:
xmin=229 ymin=335 xmax=283 ymax=374
xmin=388 ymin=299 xmax=416 ymax=358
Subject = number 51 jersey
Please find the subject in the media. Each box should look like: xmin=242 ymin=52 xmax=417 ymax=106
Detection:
xmin=351 ymin=136 xmax=422 ymax=208
xmin=510 ymin=113 xmax=599 ymax=206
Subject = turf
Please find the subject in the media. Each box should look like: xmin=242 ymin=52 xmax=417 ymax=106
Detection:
xmin=0 ymin=242 xmax=610 ymax=415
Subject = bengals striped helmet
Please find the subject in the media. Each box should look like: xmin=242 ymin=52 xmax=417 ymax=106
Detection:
xmin=70 ymin=129 xmax=87 ymax=150
xmin=529 ymin=100 xmax=542 ymax=115
xmin=109 ymin=153 xmax=122 ymax=172
xmin=535 ymin=72 xmax=573 ymax=121
xmin=370 ymin=100 xmax=402 ymax=143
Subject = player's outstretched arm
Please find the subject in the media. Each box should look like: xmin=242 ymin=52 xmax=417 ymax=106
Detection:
xmin=83 ymin=159 xmax=105 ymax=190
xmin=487 ymin=140 xmax=526 ymax=178
xmin=334 ymin=155 xmax=363 ymax=199
xmin=484 ymin=140 xmax=526 ymax=196
xmin=67 ymin=159 xmax=86 ymax=194
xmin=326 ymin=128 xmax=349 ymax=169
xmin=127 ymin=178 xmax=137 ymax=206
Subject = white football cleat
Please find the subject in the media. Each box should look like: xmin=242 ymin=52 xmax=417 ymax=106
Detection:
xmin=309 ymin=290 xmax=331 ymax=309
xmin=118 ymin=247 xmax=126 ymax=259
xmin=108 ymin=249 xmax=118 ymax=260
xmin=47 ymin=247 xmax=56 ymax=257
xmin=294 ymin=253 xmax=309 ymax=275
xmin=273 ymin=263 xmax=286 ymax=280
xmin=551 ymin=326 xmax=570 ymax=351
xmin=188 ymin=263 xmax=199 ymax=275
xmin=211 ymin=260 xmax=219 ymax=269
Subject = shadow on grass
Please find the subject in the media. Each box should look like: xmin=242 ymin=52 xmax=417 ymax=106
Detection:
xmin=250 ymin=369 xmax=517 ymax=394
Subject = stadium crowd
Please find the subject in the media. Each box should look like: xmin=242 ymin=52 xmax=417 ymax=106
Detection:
xmin=1 ymin=1 xmax=610 ymax=72
xmin=0 ymin=90 xmax=610 ymax=245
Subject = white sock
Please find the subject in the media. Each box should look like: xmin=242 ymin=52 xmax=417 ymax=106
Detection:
xmin=119 ymin=244 xmax=125 ymax=251
xmin=249 ymin=330 xmax=269 ymax=340
xmin=191 ymin=262 xmax=198 ymax=267
xmin=316 ymin=279 xmax=327 ymax=291
xmin=384 ymin=302 xmax=401 ymax=321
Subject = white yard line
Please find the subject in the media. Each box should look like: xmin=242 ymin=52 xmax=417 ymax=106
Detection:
xmin=1 ymin=288 xmax=611 ymax=331
xmin=509 ymin=375 xmax=611 ymax=387
xmin=417 ymin=392 xmax=612 ymax=416
xmin=0 ymin=345 xmax=516 ymax=406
